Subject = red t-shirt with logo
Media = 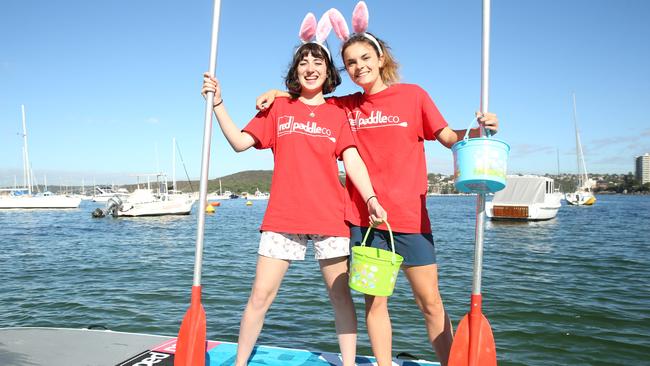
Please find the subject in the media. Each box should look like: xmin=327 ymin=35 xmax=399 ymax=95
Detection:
xmin=333 ymin=84 xmax=448 ymax=234
xmin=243 ymin=97 xmax=355 ymax=237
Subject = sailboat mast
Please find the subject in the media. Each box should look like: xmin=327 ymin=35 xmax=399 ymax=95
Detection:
xmin=572 ymin=93 xmax=589 ymax=189
xmin=173 ymin=137 xmax=177 ymax=192
xmin=21 ymin=105 xmax=32 ymax=195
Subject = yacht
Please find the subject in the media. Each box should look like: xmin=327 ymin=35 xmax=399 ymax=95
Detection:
xmin=565 ymin=93 xmax=596 ymax=206
xmin=486 ymin=175 xmax=562 ymax=220
xmin=92 ymin=186 xmax=131 ymax=203
xmin=245 ymin=188 xmax=270 ymax=200
xmin=103 ymin=174 xmax=195 ymax=217
xmin=0 ymin=105 xmax=81 ymax=209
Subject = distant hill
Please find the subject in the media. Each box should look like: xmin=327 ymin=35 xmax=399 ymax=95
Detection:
xmin=175 ymin=170 xmax=274 ymax=194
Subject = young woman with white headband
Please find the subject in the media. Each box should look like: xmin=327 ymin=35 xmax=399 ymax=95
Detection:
xmin=255 ymin=3 xmax=499 ymax=366
xmin=202 ymin=12 xmax=387 ymax=366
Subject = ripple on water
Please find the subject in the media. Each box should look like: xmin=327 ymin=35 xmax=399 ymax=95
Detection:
xmin=1 ymin=196 xmax=649 ymax=365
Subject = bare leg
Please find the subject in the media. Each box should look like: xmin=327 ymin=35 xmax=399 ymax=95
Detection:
xmin=319 ymin=257 xmax=357 ymax=366
xmin=235 ymin=255 xmax=290 ymax=366
xmin=403 ymin=264 xmax=453 ymax=366
xmin=365 ymin=294 xmax=392 ymax=366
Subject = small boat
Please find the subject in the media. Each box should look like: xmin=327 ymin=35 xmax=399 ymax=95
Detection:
xmin=207 ymin=190 xmax=232 ymax=200
xmin=245 ymin=188 xmax=270 ymax=200
xmin=0 ymin=327 xmax=440 ymax=366
xmin=207 ymin=180 xmax=232 ymax=200
xmin=565 ymin=93 xmax=596 ymax=206
xmin=486 ymin=175 xmax=562 ymax=220
xmin=92 ymin=186 xmax=131 ymax=203
xmin=102 ymin=174 xmax=195 ymax=217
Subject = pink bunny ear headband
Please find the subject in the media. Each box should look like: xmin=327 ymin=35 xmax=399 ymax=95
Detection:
xmin=328 ymin=1 xmax=383 ymax=56
xmin=298 ymin=12 xmax=332 ymax=59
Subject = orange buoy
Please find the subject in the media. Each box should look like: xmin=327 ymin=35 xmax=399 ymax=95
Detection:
xmin=210 ymin=201 xmax=220 ymax=207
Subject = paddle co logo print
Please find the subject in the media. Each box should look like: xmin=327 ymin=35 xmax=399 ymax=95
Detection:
xmin=277 ymin=116 xmax=336 ymax=143
xmin=347 ymin=110 xmax=408 ymax=131
xmin=116 ymin=350 xmax=173 ymax=366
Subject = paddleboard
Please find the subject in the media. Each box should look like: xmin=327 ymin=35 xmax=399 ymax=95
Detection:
xmin=0 ymin=327 xmax=440 ymax=366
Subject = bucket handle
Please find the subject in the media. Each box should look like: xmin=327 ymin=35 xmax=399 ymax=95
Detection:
xmin=360 ymin=220 xmax=399 ymax=265
xmin=462 ymin=115 xmax=492 ymax=141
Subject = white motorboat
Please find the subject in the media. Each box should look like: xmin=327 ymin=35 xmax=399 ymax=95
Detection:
xmin=245 ymin=188 xmax=270 ymax=200
xmin=565 ymin=94 xmax=596 ymax=206
xmin=103 ymin=174 xmax=195 ymax=217
xmin=486 ymin=175 xmax=562 ymax=220
xmin=0 ymin=105 xmax=81 ymax=209
xmin=92 ymin=186 xmax=131 ymax=203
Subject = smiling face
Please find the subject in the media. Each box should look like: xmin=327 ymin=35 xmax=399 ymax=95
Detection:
xmin=285 ymin=43 xmax=341 ymax=98
xmin=297 ymin=52 xmax=327 ymax=94
xmin=343 ymin=41 xmax=385 ymax=93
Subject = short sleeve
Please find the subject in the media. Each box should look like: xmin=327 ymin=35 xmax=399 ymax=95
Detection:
xmin=242 ymin=107 xmax=276 ymax=149
xmin=419 ymin=88 xmax=448 ymax=140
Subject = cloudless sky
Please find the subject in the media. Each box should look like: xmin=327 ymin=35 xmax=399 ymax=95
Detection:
xmin=1 ymin=0 xmax=649 ymax=187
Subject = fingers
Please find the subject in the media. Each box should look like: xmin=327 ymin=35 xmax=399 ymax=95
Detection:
xmin=201 ymin=71 xmax=219 ymax=98
xmin=256 ymin=97 xmax=269 ymax=111
xmin=475 ymin=111 xmax=499 ymax=131
xmin=368 ymin=201 xmax=387 ymax=227
xmin=369 ymin=215 xmax=384 ymax=227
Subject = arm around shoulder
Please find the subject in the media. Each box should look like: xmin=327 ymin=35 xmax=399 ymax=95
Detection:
xmin=256 ymin=89 xmax=291 ymax=111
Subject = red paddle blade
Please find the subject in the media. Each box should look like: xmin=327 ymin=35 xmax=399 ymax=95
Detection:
xmin=175 ymin=286 xmax=207 ymax=366
xmin=449 ymin=313 xmax=497 ymax=366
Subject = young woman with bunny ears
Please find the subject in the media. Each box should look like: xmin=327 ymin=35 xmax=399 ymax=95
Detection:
xmin=202 ymin=12 xmax=386 ymax=366
xmin=256 ymin=2 xmax=499 ymax=366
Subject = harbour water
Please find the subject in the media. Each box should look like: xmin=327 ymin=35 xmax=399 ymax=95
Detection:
xmin=1 ymin=195 xmax=648 ymax=365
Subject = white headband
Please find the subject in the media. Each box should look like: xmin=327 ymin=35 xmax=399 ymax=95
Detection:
xmin=360 ymin=32 xmax=383 ymax=56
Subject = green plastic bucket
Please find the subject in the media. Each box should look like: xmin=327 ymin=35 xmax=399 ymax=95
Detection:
xmin=349 ymin=221 xmax=404 ymax=297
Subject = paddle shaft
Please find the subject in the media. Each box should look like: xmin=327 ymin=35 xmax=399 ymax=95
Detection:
xmin=472 ymin=0 xmax=490 ymax=297
xmin=194 ymin=0 xmax=222 ymax=287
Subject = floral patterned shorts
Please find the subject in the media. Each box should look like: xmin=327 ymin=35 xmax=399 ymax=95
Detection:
xmin=258 ymin=231 xmax=350 ymax=260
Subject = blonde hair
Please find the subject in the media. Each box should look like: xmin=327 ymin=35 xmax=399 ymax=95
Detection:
xmin=341 ymin=32 xmax=400 ymax=85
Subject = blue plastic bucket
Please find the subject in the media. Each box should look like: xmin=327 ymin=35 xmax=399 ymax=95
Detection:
xmin=452 ymin=137 xmax=510 ymax=193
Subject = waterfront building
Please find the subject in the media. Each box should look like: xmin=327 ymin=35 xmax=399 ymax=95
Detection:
xmin=635 ymin=153 xmax=650 ymax=184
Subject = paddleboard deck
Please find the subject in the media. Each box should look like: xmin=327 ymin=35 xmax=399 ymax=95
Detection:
xmin=0 ymin=327 xmax=439 ymax=366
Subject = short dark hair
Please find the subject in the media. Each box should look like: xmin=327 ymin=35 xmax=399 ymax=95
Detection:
xmin=285 ymin=43 xmax=341 ymax=98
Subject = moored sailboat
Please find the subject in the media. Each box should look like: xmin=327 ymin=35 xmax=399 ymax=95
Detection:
xmin=0 ymin=105 xmax=81 ymax=209
xmin=565 ymin=94 xmax=596 ymax=206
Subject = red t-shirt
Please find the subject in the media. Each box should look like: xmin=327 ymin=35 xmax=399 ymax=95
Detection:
xmin=334 ymin=84 xmax=448 ymax=234
xmin=243 ymin=97 xmax=355 ymax=237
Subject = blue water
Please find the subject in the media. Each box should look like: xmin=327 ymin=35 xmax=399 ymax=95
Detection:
xmin=1 ymin=195 xmax=648 ymax=365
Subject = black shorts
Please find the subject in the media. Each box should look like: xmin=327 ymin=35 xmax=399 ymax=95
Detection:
xmin=349 ymin=225 xmax=437 ymax=266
